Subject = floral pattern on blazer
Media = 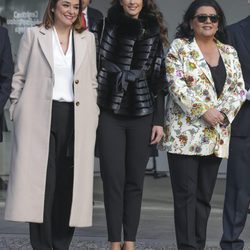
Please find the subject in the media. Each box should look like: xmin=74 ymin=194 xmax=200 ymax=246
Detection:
xmin=159 ymin=38 xmax=246 ymax=158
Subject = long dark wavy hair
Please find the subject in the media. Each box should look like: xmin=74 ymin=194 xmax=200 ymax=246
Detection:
xmin=176 ymin=0 xmax=227 ymax=43
xmin=110 ymin=0 xmax=168 ymax=47
xmin=42 ymin=0 xmax=85 ymax=33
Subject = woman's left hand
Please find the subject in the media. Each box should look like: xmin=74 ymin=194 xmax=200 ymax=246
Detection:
xmin=150 ymin=126 xmax=164 ymax=144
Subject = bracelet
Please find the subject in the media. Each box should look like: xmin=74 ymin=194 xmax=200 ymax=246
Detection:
xmin=220 ymin=111 xmax=229 ymax=127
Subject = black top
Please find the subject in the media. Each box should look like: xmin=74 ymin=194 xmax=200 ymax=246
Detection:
xmin=208 ymin=56 xmax=226 ymax=97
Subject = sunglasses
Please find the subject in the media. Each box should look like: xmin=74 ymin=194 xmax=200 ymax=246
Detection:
xmin=193 ymin=14 xmax=219 ymax=23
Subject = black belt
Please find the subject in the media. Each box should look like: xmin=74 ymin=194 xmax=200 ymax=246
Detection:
xmin=102 ymin=60 xmax=145 ymax=94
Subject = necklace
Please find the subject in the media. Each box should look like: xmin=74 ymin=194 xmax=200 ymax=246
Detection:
xmin=59 ymin=39 xmax=68 ymax=46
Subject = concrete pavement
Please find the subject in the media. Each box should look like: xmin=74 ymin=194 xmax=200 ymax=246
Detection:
xmin=0 ymin=176 xmax=250 ymax=249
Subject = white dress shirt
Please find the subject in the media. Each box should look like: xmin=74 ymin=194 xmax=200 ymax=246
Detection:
xmin=52 ymin=27 xmax=74 ymax=102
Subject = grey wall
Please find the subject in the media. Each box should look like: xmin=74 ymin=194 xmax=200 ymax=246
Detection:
xmin=2 ymin=0 xmax=250 ymax=58
xmin=3 ymin=0 xmax=47 ymax=59
xmin=0 ymin=0 xmax=5 ymax=12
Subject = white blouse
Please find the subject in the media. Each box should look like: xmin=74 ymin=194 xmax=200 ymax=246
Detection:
xmin=52 ymin=27 xmax=74 ymax=102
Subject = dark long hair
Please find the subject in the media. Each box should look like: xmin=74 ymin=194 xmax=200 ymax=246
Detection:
xmin=176 ymin=0 xmax=227 ymax=43
xmin=111 ymin=0 xmax=168 ymax=47
xmin=42 ymin=0 xmax=85 ymax=33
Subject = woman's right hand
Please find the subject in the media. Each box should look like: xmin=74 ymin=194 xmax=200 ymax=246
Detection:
xmin=202 ymin=108 xmax=224 ymax=127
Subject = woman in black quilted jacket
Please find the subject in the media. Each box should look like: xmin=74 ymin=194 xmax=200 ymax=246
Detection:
xmin=93 ymin=1 xmax=168 ymax=249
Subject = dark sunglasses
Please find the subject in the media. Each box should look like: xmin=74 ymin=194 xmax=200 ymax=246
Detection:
xmin=193 ymin=14 xmax=219 ymax=23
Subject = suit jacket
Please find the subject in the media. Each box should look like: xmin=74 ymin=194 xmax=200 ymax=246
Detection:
xmin=227 ymin=15 xmax=250 ymax=136
xmin=87 ymin=7 xmax=103 ymax=32
xmin=0 ymin=27 xmax=14 ymax=141
xmin=160 ymin=38 xmax=246 ymax=158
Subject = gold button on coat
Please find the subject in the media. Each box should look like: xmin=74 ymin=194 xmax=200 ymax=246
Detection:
xmin=76 ymin=101 xmax=80 ymax=106
xmin=75 ymin=80 xmax=79 ymax=84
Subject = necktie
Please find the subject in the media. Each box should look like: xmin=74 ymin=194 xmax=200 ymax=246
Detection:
xmin=81 ymin=13 xmax=87 ymax=29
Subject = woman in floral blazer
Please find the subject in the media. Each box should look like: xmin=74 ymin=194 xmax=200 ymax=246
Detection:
xmin=160 ymin=0 xmax=246 ymax=249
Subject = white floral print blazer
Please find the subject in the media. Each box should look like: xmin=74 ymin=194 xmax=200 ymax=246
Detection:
xmin=159 ymin=38 xmax=246 ymax=158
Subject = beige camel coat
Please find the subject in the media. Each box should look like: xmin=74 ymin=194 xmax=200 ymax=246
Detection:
xmin=4 ymin=26 xmax=99 ymax=227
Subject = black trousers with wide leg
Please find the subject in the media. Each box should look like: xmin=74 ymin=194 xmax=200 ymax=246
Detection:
xmin=97 ymin=110 xmax=153 ymax=242
xmin=167 ymin=153 xmax=221 ymax=250
xmin=29 ymin=101 xmax=75 ymax=250
xmin=220 ymin=136 xmax=250 ymax=250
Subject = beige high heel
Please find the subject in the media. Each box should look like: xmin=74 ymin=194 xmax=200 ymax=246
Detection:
xmin=122 ymin=242 xmax=136 ymax=250
xmin=109 ymin=242 xmax=123 ymax=250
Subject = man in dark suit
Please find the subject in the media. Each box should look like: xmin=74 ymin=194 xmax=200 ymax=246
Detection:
xmin=0 ymin=26 xmax=14 ymax=142
xmin=220 ymin=15 xmax=250 ymax=250
xmin=82 ymin=0 xmax=103 ymax=32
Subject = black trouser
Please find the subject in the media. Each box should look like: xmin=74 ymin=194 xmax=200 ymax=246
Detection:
xmin=97 ymin=111 xmax=153 ymax=242
xmin=167 ymin=153 xmax=221 ymax=250
xmin=220 ymin=136 xmax=250 ymax=250
xmin=29 ymin=101 xmax=75 ymax=250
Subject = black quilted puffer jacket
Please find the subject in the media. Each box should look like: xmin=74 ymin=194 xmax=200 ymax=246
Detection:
xmin=93 ymin=4 xmax=167 ymax=125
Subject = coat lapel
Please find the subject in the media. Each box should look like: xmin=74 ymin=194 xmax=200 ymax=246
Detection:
xmin=38 ymin=26 xmax=54 ymax=72
xmin=189 ymin=39 xmax=214 ymax=86
xmin=73 ymin=31 xmax=88 ymax=75
xmin=217 ymin=41 xmax=234 ymax=98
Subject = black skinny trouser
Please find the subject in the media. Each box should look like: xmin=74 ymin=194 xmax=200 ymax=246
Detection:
xmin=168 ymin=153 xmax=221 ymax=250
xmin=97 ymin=111 xmax=153 ymax=242
xmin=29 ymin=101 xmax=75 ymax=250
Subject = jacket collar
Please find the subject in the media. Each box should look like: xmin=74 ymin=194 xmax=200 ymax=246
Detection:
xmin=73 ymin=30 xmax=88 ymax=74
xmin=188 ymin=38 xmax=214 ymax=85
xmin=187 ymin=38 xmax=232 ymax=95
xmin=107 ymin=4 xmax=159 ymax=38
xmin=38 ymin=25 xmax=88 ymax=75
xmin=38 ymin=26 xmax=54 ymax=72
